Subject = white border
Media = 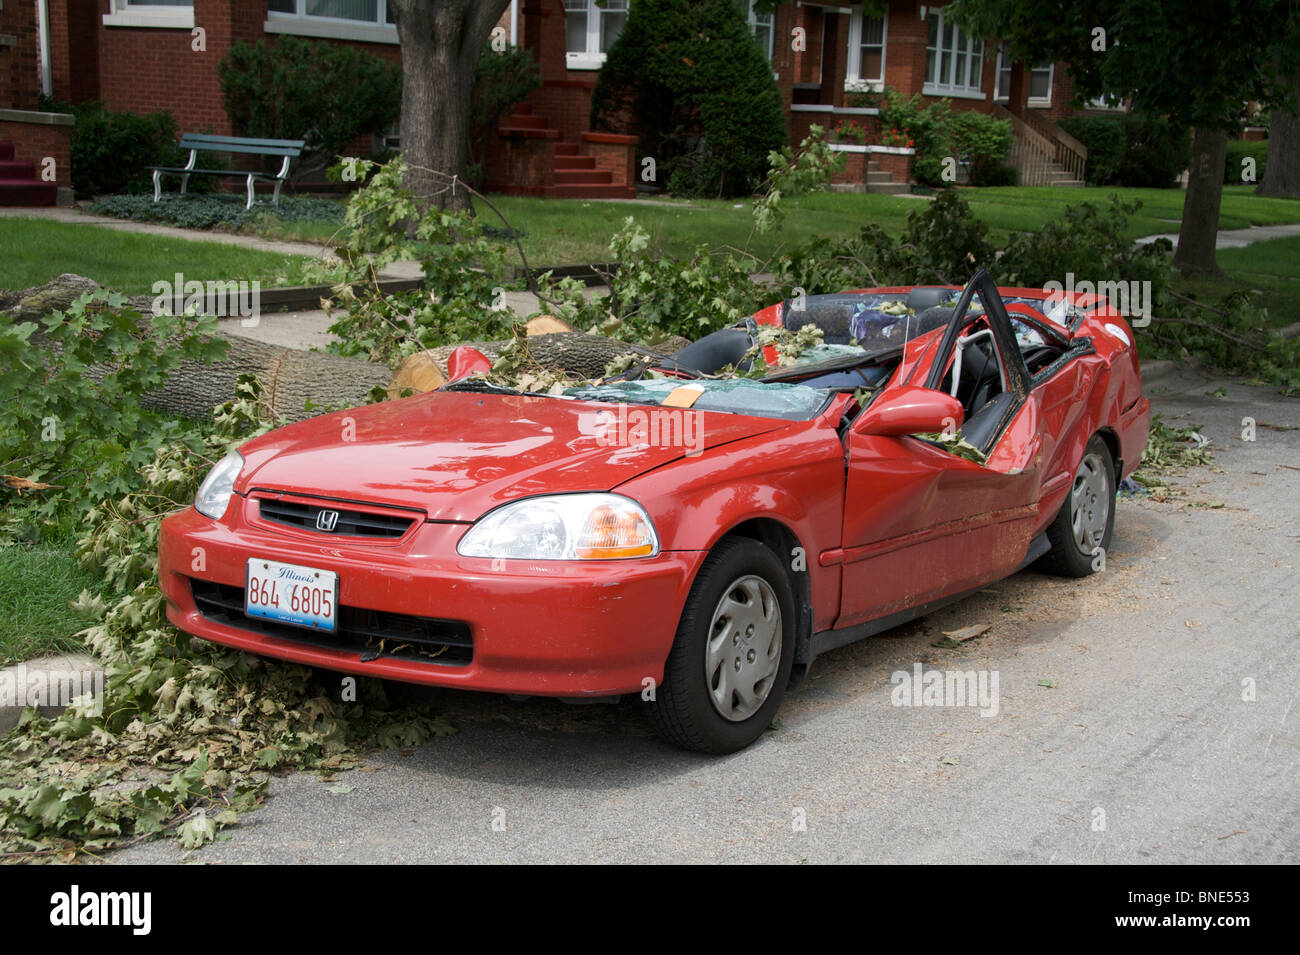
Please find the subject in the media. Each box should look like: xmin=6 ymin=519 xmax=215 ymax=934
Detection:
xmin=264 ymin=13 xmax=397 ymax=44
xmin=844 ymin=6 xmax=886 ymax=92
xmin=103 ymin=0 xmax=193 ymax=30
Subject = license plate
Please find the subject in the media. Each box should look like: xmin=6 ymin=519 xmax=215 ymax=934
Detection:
xmin=245 ymin=559 xmax=338 ymax=632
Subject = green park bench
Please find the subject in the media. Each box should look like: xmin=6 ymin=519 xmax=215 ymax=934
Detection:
xmin=149 ymin=134 xmax=306 ymax=209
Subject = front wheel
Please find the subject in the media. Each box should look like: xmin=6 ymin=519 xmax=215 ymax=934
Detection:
xmin=1038 ymin=434 xmax=1116 ymax=577
xmin=648 ymin=537 xmax=796 ymax=754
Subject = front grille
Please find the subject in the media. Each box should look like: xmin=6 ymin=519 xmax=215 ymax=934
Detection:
xmin=189 ymin=578 xmax=473 ymax=666
xmin=256 ymin=497 xmax=417 ymax=539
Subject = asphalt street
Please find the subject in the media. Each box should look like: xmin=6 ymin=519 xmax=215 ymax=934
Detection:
xmin=115 ymin=360 xmax=1300 ymax=864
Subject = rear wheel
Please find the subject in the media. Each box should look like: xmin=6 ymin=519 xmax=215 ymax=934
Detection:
xmin=648 ymin=537 xmax=796 ymax=754
xmin=1038 ymin=434 xmax=1116 ymax=577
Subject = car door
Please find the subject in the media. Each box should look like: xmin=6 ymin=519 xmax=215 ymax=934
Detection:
xmin=832 ymin=272 xmax=1047 ymax=629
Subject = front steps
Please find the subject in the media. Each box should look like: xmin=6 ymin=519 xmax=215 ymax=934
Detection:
xmin=0 ymin=142 xmax=57 ymax=207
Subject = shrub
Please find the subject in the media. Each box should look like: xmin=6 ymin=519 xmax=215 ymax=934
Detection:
xmin=89 ymin=193 xmax=344 ymax=231
xmin=1114 ymin=113 xmax=1191 ymax=188
xmin=948 ymin=109 xmax=1014 ymax=183
xmin=1058 ymin=115 xmax=1125 ymax=186
xmin=778 ymin=191 xmax=994 ymax=293
xmin=38 ymin=98 xmax=190 ymax=199
xmin=971 ymin=160 xmax=1018 ymax=187
xmin=218 ymin=36 xmax=402 ymax=179
xmin=1224 ymin=138 xmax=1268 ymax=185
xmin=877 ymin=89 xmax=952 ymax=187
xmin=997 ymin=196 xmax=1172 ymax=294
xmin=590 ymin=0 xmax=787 ymax=197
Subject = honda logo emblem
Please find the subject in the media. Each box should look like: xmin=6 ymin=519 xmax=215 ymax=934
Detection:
xmin=315 ymin=509 xmax=340 ymax=532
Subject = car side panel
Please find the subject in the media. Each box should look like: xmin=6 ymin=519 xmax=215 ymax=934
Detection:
xmin=616 ymin=420 xmax=848 ymax=635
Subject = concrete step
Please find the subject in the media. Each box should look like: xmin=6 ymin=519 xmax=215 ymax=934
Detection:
xmin=555 ymin=142 xmax=580 ymax=156
xmin=555 ymin=155 xmax=597 ymax=171
xmin=504 ymin=114 xmax=549 ymax=130
xmin=0 ymin=142 xmax=13 ymax=161
xmin=497 ymin=125 xmax=559 ymax=140
xmin=0 ymin=160 xmax=36 ymax=178
xmin=0 ymin=178 xmax=57 ymax=206
xmin=864 ymin=182 xmax=911 ymax=195
xmin=1051 ymin=179 xmax=1086 ymax=187
xmin=866 ymin=171 xmax=896 ymax=184
xmin=555 ymin=169 xmax=612 ymax=185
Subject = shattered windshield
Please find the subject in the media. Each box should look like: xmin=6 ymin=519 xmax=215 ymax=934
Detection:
xmin=564 ymin=377 xmax=831 ymax=421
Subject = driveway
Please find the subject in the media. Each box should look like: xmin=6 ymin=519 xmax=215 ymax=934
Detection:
xmin=114 ymin=361 xmax=1300 ymax=864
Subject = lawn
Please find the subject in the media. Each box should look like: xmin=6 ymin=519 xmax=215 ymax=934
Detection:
xmin=460 ymin=185 xmax=1300 ymax=268
xmin=0 ymin=531 xmax=101 ymax=666
xmin=1174 ymin=234 xmax=1300 ymax=329
xmin=75 ymin=183 xmax=1300 ymax=276
xmin=0 ymin=217 xmax=318 ymax=294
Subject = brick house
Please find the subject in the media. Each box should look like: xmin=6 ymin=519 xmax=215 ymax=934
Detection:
xmin=4 ymin=0 xmax=1122 ymax=206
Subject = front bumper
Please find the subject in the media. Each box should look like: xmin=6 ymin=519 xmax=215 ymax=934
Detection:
xmin=158 ymin=500 xmax=702 ymax=696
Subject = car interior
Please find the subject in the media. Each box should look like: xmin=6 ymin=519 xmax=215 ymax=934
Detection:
xmin=655 ymin=278 xmax=1078 ymax=457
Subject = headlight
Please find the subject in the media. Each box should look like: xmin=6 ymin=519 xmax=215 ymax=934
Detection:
xmin=194 ymin=450 xmax=244 ymax=520
xmin=457 ymin=493 xmax=658 ymax=560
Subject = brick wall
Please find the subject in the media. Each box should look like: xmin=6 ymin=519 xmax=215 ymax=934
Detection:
xmin=580 ymin=131 xmax=636 ymax=187
xmin=0 ymin=116 xmax=73 ymax=189
xmin=0 ymin=0 xmax=41 ymax=110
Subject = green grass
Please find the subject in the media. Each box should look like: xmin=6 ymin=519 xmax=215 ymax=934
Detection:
xmin=0 ymin=217 xmax=318 ymax=294
xmin=0 ymin=532 xmax=101 ymax=666
xmin=1174 ymin=234 xmax=1300 ymax=330
xmin=462 ymin=185 xmax=1300 ymax=268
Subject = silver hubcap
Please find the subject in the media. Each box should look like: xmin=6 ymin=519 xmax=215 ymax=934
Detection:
xmin=1071 ymin=452 xmax=1109 ymax=555
xmin=705 ymin=575 xmax=782 ymax=722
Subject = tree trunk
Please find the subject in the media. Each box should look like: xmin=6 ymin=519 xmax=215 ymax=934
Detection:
xmin=1173 ymin=126 xmax=1228 ymax=277
xmin=390 ymin=0 xmax=512 ymax=212
xmin=1258 ymin=71 xmax=1300 ymax=198
xmin=142 ymin=333 xmax=393 ymax=423
xmin=4 ymin=274 xmax=393 ymax=424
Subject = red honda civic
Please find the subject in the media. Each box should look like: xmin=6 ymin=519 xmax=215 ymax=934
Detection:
xmin=159 ymin=271 xmax=1150 ymax=753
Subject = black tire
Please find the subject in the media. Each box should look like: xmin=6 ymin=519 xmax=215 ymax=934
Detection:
xmin=648 ymin=537 xmax=796 ymax=754
xmin=1037 ymin=434 xmax=1116 ymax=578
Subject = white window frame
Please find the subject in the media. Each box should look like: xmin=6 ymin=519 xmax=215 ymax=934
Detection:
xmin=994 ymin=50 xmax=1052 ymax=106
xmin=103 ymin=0 xmax=194 ymax=30
xmin=923 ymin=7 xmax=985 ymax=100
xmin=845 ymin=6 xmax=887 ymax=92
xmin=747 ymin=1 xmax=775 ymax=62
xmin=1027 ymin=62 xmax=1053 ymax=107
xmin=994 ymin=47 xmax=1011 ymax=102
xmin=564 ymin=0 xmax=629 ymax=71
xmin=265 ymin=1 xmax=399 ymax=44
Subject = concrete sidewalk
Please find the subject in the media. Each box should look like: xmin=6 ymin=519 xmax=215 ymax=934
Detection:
xmin=1134 ymin=221 xmax=1300 ymax=249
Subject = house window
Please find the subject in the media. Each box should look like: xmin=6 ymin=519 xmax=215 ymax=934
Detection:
xmin=845 ymin=7 xmax=886 ymax=91
xmin=994 ymin=50 xmax=1052 ymax=105
xmin=565 ymin=0 xmax=628 ymax=70
xmin=924 ymin=8 xmax=984 ymax=98
xmin=268 ymin=1 xmax=390 ymax=23
xmin=265 ymin=0 xmax=399 ymax=41
xmin=748 ymin=1 xmax=775 ymax=61
xmin=1028 ymin=63 xmax=1052 ymax=104
xmin=105 ymin=0 xmax=194 ymax=29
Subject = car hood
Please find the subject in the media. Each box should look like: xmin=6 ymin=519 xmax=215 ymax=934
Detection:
xmin=234 ymin=390 xmax=787 ymax=522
